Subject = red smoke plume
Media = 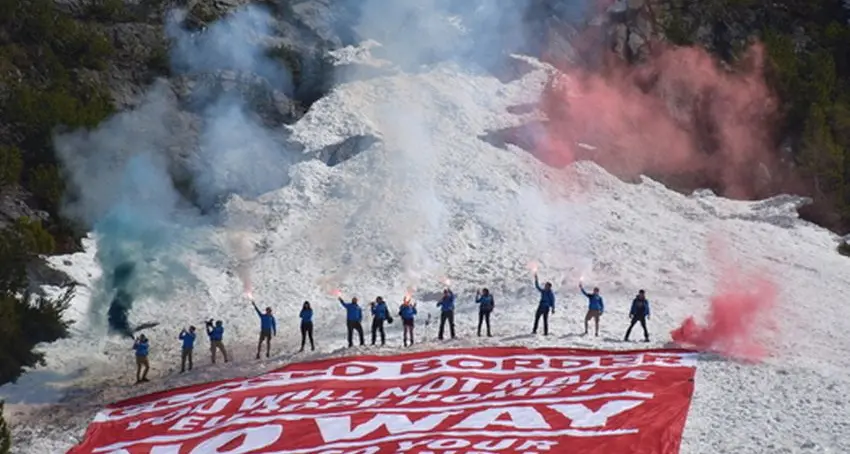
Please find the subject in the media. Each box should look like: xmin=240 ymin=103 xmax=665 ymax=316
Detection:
xmin=670 ymin=238 xmax=779 ymax=362
xmin=671 ymin=276 xmax=778 ymax=361
xmin=537 ymin=35 xmax=798 ymax=199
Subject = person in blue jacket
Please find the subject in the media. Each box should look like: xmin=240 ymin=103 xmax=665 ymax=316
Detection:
xmin=205 ymin=319 xmax=229 ymax=364
xmin=132 ymin=334 xmax=150 ymax=383
xmin=370 ymin=296 xmax=391 ymax=346
xmin=624 ymin=289 xmax=651 ymax=342
xmin=533 ymin=274 xmax=555 ymax=335
xmin=580 ymin=282 xmax=605 ymax=337
xmin=339 ymin=296 xmax=365 ymax=347
xmin=437 ymin=287 xmax=456 ymax=340
xmin=398 ymin=296 xmax=417 ymax=347
xmin=251 ymin=301 xmax=277 ymax=359
xmin=178 ymin=326 xmax=196 ymax=373
xmin=475 ymin=288 xmax=495 ymax=337
xmin=299 ymin=301 xmax=315 ymax=352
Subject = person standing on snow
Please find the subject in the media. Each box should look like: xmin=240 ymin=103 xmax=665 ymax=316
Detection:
xmin=299 ymin=301 xmax=315 ymax=352
xmin=399 ymin=296 xmax=417 ymax=347
xmin=475 ymin=288 xmax=494 ymax=337
xmin=205 ymin=319 xmax=229 ymax=364
xmin=339 ymin=296 xmax=365 ymax=347
xmin=251 ymin=301 xmax=277 ymax=359
xmin=580 ymin=283 xmax=605 ymax=336
xmin=532 ymin=274 xmax=555 ymax=335
xmin=132 ymin=334 xmax=150 ymax=383
xmin=624 ymin=289 xmax=651 ymax=342
xmin=370 ymin=296 xmax=391 ymax=346
xmin=437 ymin=287 xmax=456 ymax=340
xmin=178 ymin=326 xmax=196 ymax=373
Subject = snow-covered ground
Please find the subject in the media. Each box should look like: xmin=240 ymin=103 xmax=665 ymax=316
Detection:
xmin=2 ymin=51 xmax=850 ymax=454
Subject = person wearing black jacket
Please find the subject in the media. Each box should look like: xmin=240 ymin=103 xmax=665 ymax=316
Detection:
xmin=369 ymin=296 xmax=392 ymax=346
xmin=299 ymin=301 xmax=315 ymax=352
xmin=475 ymin=288 xmax=495 ymax=337
xmin=436 ymin=288 xmax=456 ymax=340
xmin=625 ymin=290 xmax=651 ymax=342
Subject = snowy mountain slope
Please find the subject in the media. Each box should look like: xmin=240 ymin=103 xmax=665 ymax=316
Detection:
xmin=2 ymin=54 xmax=850 ymax=453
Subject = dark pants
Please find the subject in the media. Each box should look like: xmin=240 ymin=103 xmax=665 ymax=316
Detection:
xmin=402 ymin=319 xmax=414 ymax=346
xmin=256 ymin=329 xmax=272 ymax=358
xmin=347 ymin=320 xmax=365 ymax=347
xmin=625 ymin=316 xmax=649 ymax=341
xmin=300 ymin=322 xmax=314 ymax=351
xmin=371 ymin=318 xmax=386 ymax=345
xmin=533 ymin=308 xmax=549 ymax=335
xmin=438 ymin=311 xmax=455 ymax=340
xmin=180 ymin=347 xmax=193 ymax=372
xmin=478 ymin=310 xmax=492 ymax=337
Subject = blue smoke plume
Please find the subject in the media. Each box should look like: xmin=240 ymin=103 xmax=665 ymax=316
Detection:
xmin=55 ymin=5 xmax=297 ymax=336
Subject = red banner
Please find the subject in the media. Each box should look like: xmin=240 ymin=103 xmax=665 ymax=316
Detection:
xmin=69 ymin=347 xmax=697 ymax=454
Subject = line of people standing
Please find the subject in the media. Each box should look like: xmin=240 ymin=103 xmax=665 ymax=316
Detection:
xmin=131 ymin=301 xmax=272 ymax=384
xmin=130 ymin=275 xmax=652 ymax=384
xmin=333 ymin=275 xmax=652 ymax=348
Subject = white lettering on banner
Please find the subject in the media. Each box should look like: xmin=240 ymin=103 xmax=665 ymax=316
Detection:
xmin=190 ymin=425 xmax=282 ymax=453
xmin=550 ymin=401 xmax=645 ymax=428
xmin=397 ymin=438 xmax=561 ymax=452
xmin=121 ymin=379 xmax=650 ymax=431
xmin=316 ymin=412 xmax=463 ymax=442
xmin=92 ymin=352 xmax=696 ymax=423
xmin=493 ymin=377 xmax=548 ymax=390
xmin=451 ymin=407 xmax=549 ymax=430
xmin=169 ymin=416 xmax=205 ymax=431
xmin=397 ymin=438 xmax=555 ymax=452
xmin=93 ymin=397 xmax=650 ymax=453
xmin=75 ymin=349 xmax=697 ymax=454
xmin=314 ymin=402 xmax=645 ymax=444
xmin=194 ymin=398 xmax=231 ymax=415
xmin=124 ymin=392 xmax=654 ymax=434
xmin=316 ymin=448 xmax=380 ymax=454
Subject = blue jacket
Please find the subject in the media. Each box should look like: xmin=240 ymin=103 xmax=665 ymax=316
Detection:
xmin=399 ymin=304 xmax=417 ymax=320
xmin=179 ymin=331 xmax=196 ymax=349
xmin=437 ymin=292 xmax=455 ymax=312
xmin=372 ymin=302 xmax=389 ymax=320
xmin=300 ymin=308 xmax=313 ymax=323
xmin=133 ymin=340 xmax=149 ymax=357
xmin=255 ymin=307 xmax=277 ymax=334
xmin=630 ymin=297 xmax=650 ymax=317
xmin=208 ymin=325 xmax=224 ymax=341
xmin=581 ymin=288 xmax=604 ymax=312
xmin=535 ymin=279 xmax=555 ymax=311
xmin=340 ymin=299 xmax=363 ymax=322
xmin=476 ymin=294 xmax=494 ymax=312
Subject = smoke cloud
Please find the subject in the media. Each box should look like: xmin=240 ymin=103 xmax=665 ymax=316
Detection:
xmin=56 ymin=5 xmax=297 ymax=336
xmin=538 ymin=38 xmax=789 ymax=199
xmin=530 ymin=8 xmax=794 ymax=348
xmin=353 ymin=0 xmax=534 ymax=72
xmin=670 ymin=238 xmax=779 ymax=362
xmin=55 ymin=0 xmax=606 ymax=333
xmin=337 ymin=0 xmax=595 ymax=290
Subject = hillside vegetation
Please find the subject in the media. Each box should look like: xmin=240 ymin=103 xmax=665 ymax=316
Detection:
xmin=0 ymin=0 xmax=118 ymax=396
xmin=658 ymin=0 xmax=850 ymax=230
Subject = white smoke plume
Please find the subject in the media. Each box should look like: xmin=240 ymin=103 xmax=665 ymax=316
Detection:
xmin=54 ymin=5 xmax=300 ymax=333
